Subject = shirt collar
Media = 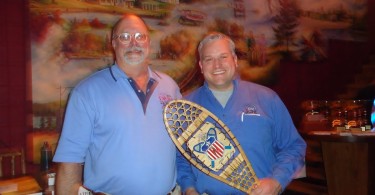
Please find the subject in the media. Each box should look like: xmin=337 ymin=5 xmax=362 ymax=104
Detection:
xmin=109 ymin=63 xmax=161 ymax=82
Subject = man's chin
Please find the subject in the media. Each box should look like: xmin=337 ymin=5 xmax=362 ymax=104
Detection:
xmin=124 ymin=57 xmax=145 ymax=66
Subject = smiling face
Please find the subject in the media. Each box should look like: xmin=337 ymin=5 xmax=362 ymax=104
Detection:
xmin=112 ymin=15 xmax=150 ymax=68
xmin=199 ymin=37 xmax=237 ymax=91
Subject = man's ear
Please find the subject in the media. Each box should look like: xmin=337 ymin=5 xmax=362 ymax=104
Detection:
xmin=112 ymin=40 xmax=116 ymax=49
xmin=234 ymin=55 xmax=238 ymax=67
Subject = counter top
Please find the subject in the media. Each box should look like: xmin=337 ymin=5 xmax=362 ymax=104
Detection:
xmin=303 ymin=130 xmax=375 ymax=143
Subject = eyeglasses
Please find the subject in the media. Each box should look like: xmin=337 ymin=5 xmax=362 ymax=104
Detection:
xmin=113 ymin=32 xmax=148 ymax=44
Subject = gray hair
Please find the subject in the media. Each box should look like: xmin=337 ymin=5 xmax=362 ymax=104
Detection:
xmin=197 ymin=32 xmax=236 ymax=59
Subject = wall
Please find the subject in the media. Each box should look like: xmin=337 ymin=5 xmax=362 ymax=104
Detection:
xmin=272 ymin=0 xmax=375 ymax=124
xmin=0 ymin=0 xmax=374 ymax=149
xmin=272 ymin=39 xmax=372 ymax=125
xmin=0 ymin=0 xmax=31 ymax=149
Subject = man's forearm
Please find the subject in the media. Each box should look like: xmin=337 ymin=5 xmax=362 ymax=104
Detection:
xmin=55 ymin=162 xmax=83 ymax=194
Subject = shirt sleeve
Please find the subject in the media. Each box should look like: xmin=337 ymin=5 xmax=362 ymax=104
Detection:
xmin=176 ymin=150 xmax=196 ymax=193
xmin=270 ymin=94 xmax=307 ymax=190
xmin=53 ymin=88 xmax=94 ymax=163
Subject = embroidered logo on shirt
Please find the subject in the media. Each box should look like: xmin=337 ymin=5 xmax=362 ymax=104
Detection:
xmin=159 ymin=93 xmax=173 ymax=107
xmin=243 ymin=105 xmax=257 ymax=114
xmin=241 ymin=105 xmax=260 ymax=121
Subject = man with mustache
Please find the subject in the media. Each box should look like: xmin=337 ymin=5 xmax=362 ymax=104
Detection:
xmin=53 ymin=14 xmax=181 ymax=194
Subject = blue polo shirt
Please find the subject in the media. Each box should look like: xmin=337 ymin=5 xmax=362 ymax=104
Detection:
xmin=54 ymin=64 xmax=181 ymax=195
xmin=177 ymin=78 xmax=306 ymax=194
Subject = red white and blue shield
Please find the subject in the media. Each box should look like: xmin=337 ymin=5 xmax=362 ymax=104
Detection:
xmin=207 ymin=140 xmax=224 ymax=160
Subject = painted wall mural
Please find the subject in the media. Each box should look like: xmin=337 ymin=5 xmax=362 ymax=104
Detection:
xmin=29 ymin=0 xmax=368 ymax=130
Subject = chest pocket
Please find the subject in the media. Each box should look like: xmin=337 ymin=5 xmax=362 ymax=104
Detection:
xmin=234 ymin=113 xmax=273 ymax=147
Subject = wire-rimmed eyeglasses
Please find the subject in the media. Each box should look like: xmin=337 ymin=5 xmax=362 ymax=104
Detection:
xmin=113 ymin=32 xmax=148 ymax=45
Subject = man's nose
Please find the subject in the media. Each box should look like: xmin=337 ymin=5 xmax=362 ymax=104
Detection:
xmin=128 ymin=37 xmax=139 ymax=46
xmin=213 ymin=58 xmax=221 ymax=67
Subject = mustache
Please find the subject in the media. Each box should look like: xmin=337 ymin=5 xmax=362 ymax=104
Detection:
xmin=125 ymin=46 xmax=143 ymax=53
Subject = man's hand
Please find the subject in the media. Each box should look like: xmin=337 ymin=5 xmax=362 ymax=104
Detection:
xmin=250 ymin=178 xmax=282 ymax=195
xmin=185 ymin=187 xmax=199 ymax=195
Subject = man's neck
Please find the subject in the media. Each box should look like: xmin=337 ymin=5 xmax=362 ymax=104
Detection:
xmin=118 ymin=61 xmax=148 ymax=78
xmin=117 ymin=61 xmax=150 ymax=92
xmin=210 ymin=87 xmax=233 ymax=108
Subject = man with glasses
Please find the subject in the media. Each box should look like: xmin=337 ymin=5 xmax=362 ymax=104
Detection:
xmin=53 ymin=14 xmax=181 ymax=194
